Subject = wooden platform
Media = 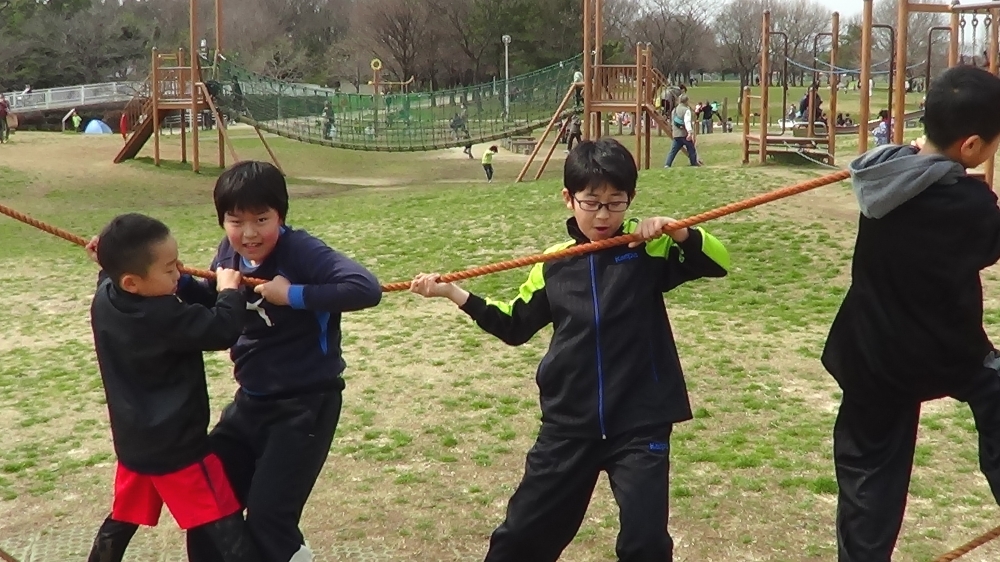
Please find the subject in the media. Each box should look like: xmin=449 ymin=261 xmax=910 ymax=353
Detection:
xmin=745 ymin=133 xmax=833 ymax=163
xmin=745 ymin=134 xmax=830 ymax=145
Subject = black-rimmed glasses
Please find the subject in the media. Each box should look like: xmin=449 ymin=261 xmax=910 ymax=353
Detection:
xmin=573 ymin=196 xmax=631 ymax=213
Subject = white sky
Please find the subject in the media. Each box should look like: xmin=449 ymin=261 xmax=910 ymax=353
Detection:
xmin=817 ymin=0 xmax=863 ymax=18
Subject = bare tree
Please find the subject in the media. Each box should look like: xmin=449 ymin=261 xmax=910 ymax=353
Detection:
xmin=715 ymin=0 xmax=768 ymax=91
xmin=770 ymin=0 xmax=831 ymax=86
xmin=362 ymin=0 xmax=435 ymax=81
xmin=873 ymin=0 xmax=947 ymax=78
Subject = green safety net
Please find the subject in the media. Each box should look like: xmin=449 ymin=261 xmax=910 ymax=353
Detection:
xmin=205 ymin=54 xmax=583 ymax=152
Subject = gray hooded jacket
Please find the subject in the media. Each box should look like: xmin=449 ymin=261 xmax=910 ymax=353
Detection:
xmin=848 ymin=144 xmax=967 ymax=219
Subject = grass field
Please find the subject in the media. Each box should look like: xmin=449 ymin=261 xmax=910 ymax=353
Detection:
xmin=2 ymin=123 xmax=1000 ymax=561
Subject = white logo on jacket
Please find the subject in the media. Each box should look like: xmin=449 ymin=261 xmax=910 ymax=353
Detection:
xmin=247 ymin=298 xmax=273 ymax=327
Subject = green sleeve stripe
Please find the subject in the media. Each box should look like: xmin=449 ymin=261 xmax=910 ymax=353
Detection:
xmin=485 ymin=240 xmax=571 ymax=316
xmin=698 ymin=228 xmax=731 ymax=270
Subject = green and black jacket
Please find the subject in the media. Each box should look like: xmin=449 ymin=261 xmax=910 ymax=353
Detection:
xmin=461 ymin=217 xmax=730 ymax=439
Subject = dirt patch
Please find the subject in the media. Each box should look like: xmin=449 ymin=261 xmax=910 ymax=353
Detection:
xmin=297 ymin=176 xmax=402 ymax=187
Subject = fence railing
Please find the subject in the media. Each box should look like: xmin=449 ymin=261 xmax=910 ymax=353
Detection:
xmin=2 ymin=82 xmax=144 ymax=112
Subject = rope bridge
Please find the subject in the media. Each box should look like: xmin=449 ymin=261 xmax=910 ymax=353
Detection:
xmin=206 ymin=55 xmax=582 ymax=152
xmin=2 ymin=169 xmax=1000 ymax=560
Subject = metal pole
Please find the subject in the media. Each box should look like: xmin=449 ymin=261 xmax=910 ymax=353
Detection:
xmin=503 ymin=34 xmax=511 ymax=121
xmin=828 ymin=12 xmax=840 ymax=165
xmin=190 ymin=0 xmax=200 ymax=172
xmin=988 ymin=8 xmax=999 ymax=188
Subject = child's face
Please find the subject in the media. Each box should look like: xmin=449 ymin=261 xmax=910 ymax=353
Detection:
xmin=222 ymin=207 xmax=283 ymax=264
xmin=562 ymin=183 xmax=632 ymax=242
xmin=120 ymin=236 xmax=182 ymax=297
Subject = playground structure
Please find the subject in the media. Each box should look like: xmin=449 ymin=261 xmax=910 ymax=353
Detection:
xmin=744 ymin=0 xmax=1000 ymax=185
xmin=742 ymin=10 xmax=841 ymax=165
xmin=516 ymin=0 xmax=671 ymax=182
xmin=888 ymin=0 xmax=999 ymax=185
xmin=112 ymin=0 xmax=280 ymax=173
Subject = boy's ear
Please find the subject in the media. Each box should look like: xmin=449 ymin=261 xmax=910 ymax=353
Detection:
xmin=119 ymin=273 xmax=142 ymax=294
xmin=562 ymin=188 xmax=573 ymax=210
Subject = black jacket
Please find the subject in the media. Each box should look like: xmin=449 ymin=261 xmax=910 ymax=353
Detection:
xmin=90 ymin=272 xmax=246 ymax=474
xmin=823 ymin=146 xmax=1000 ymax=402
xmin=461 ymin=218 xmax=729 ymax=438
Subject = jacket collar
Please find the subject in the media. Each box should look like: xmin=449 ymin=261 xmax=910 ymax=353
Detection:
xmin=565 ymin=217 xmax=626 ymax=245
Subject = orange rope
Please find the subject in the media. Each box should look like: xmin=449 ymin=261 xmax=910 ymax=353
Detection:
xmin=0 ymin=169 xmax=850 ymax=292
xmin=0 ymin=202 xmax=267 ymax=286
xmin=380 ymin=169 xmax=851 ymax=291
xmin=932 ymin=524 xmax=1000 ymax=561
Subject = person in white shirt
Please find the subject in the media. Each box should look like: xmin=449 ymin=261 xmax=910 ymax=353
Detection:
xmin=664 ymin=94 xmax=700 ymax=167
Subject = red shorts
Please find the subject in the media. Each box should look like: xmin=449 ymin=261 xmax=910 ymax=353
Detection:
xmin=110 ymin=453 xmax=241 ymax=530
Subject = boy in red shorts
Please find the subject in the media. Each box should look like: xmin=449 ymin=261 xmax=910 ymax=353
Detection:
xmin=84 ymin=213 xmax=261 ymax=562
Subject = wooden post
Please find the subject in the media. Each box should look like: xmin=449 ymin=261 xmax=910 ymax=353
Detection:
xmin=742 ymin=86 xmax=751 ymax=164
xmin=892 ymin=0 xmax=908 ymax=143
xmin=190 ymin=0 xmax=200 ymax=172
xmin=534 ymin=117 xmax=574 ymax=180
xmin=859 ymin=0 xmax=873 ymax=153
xmin=643 ymin=45 xmax=652 ymax=170
xmin=634 ymin=43 xmax=642 ymax=168
xmin=828 ymin=12 xmax=839 ymax=165
xmin=582 ymin=0 xmax=592 ymax=140
xmin=152 ymin=48 xmax=161 ymax=167
xmin=216 ymin=0 xmax=224 ymax=166
xmin=759 ymin=10 xmax=770 ymax=164
xmin=515 ymin=84 xmax=577 ymax=182
xmin=595 ymin=0 xmax=603 ymax=139
xmin=988 ymin=8 xmax=999 ymax=188
xmin=178 ymin=48 xmax=187 ymax=164
xmin=950 ymin=10 xmax=960 ymax=66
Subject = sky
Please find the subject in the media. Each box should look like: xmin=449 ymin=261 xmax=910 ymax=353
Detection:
xmin=818 ymin=0 xmax=864 ymax=18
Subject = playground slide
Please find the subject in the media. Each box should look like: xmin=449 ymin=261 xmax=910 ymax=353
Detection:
xmin=113 ymin=109 xmax=166 ymax=163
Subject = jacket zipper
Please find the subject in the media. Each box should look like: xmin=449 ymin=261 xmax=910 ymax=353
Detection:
xmin=588 ymin=255 xmax=608 ymax=439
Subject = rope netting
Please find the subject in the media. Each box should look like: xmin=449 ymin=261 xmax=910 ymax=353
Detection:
xmin=3 ymin=168 xmax=1000 ymax=559
xmin=204 ymin=55 xmax=582 ymax=152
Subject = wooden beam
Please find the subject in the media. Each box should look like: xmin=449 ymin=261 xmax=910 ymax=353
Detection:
xmin=828 ymin=12 xmax=840 ymax=165
xmin=907 ymin=1 xmax=953 ymax=13
xmin=759 ymin=10 xmax=770 ymax=164
xmin=515 ymin=84 xmax=577 ymax=182
xmin=892 ymin=0 xmax=909 ymax=143
xmin=949 ymin=1 xmax=1000 ymax=12
xmin=859 ymin=0 xmax=873 ymax=153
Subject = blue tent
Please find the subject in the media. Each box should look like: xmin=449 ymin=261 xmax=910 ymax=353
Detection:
xmin=84 ymin=119 xmax=112 ymax=134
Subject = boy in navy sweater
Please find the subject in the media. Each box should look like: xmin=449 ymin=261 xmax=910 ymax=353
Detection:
xmin=85 ymin=213 xmax=260 ymax=562
xmin=180 ymin=161 xmax=382 ymax=562
xmin=823 ymin=66 xmax=1000 ymax=561
xmin=411 ymin=138 xmax=730 ymax=561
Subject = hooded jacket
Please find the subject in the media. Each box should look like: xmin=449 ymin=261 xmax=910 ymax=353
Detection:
xmin=460 ymin=217 xmax=730 ymax=438
xmin=91 ymin=272 xmax=247 ymax=474
xmin=822 ymin=144 xmax=1000 ymax=402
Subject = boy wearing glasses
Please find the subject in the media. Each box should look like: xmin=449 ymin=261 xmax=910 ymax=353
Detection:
xmin=410 ymin=137 xmax=730 ymax=561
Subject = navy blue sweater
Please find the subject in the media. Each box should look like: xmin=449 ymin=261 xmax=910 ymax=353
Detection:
xmin=178 ymin=227 xmax=382 ymax=396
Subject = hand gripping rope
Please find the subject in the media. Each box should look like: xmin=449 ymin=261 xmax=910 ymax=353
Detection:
xmin=3 ymin=167 xmax=1000 ymax=559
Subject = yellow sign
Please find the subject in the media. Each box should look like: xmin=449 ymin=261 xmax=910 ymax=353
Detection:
xmin=370 ymin=58 xmax=382 ymax=71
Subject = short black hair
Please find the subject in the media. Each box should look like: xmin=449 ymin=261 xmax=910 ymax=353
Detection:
xmin=564 ymin=137 xmax=638 ymax=197
xmin=97 ymin=213 xmax=171 ymax=284
xmin=924 ymin=65 xmax=1000 ymax=149
xmin=213 ymin=161 xmax=288 ymax=226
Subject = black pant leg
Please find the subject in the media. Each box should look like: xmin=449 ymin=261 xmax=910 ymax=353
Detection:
xmin=604 ymin=426 xmax=673 ymax=562
xmin=483 ymin=431 xmax=602 ymax=562
xmin=187 ymin=396 xmax=260 ymax=562
xmin=244 ymin=390 xmax=342 ymax=562
xmin=191 ymin=512 xmax=263 ymax=562
xmin=953 ymin=352 xmax=1000 ymax=503
xmin=834 ymin=395 xmax=920 ymax=562
xmin=87 ymin=516 xmax=138 ymax=562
